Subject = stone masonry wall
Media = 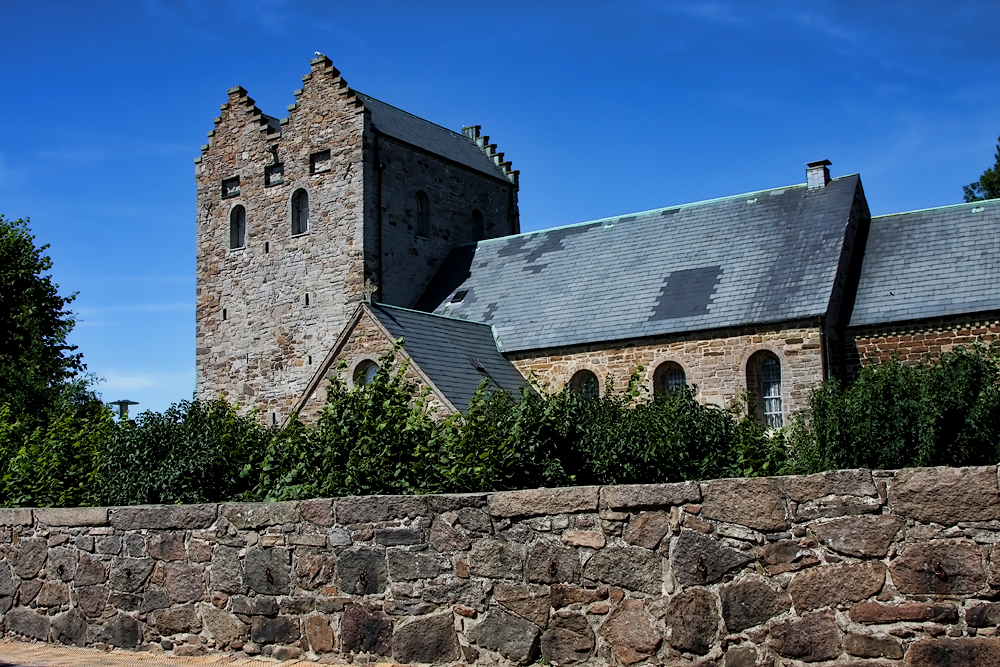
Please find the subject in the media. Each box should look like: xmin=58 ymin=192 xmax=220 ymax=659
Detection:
xmin=295 ymin=307 xmax=448 ymax=422
xmin=845 ymin=311 xmax=1000 ymax=380
xmin=508 ymin=321 xmax=824 ymax=419
xmin=5 ymin=467 xmax=1000 ymax=666
xmin=196 ymin=59 xmax=368 ymax=425
xmin=374 ymin=133 xmax=517 ymax=309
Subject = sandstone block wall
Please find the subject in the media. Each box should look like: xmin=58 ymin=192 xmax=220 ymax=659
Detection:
xmin=508 ymin=321 xmax=824 ymax=418
xmin=846 ymin=312 xmax=1000 ymax=380
xmin=5 ymin=467 xmax=1000 ymax=665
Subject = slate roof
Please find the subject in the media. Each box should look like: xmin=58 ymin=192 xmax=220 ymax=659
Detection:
xmin=849 ymin=198 xmax=1000 ymax=328
xmin=354 ymin=92 xmax=509 ymax=181
xmin=367 ymin=303 xmax=526 ymax=412
xmin=416 ymin=175 xmax=864 ymax=353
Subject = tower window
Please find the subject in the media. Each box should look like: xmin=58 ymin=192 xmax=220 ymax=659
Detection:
xmin=291 ymin=189 xmax=309 ymax=235
xmin=653 ymin=361 xmax=686 ymax=395
xmin=415 ymin=191 xmax=430 ymax=238
xmin=747 ymin=351 xmax=783 ymax=428
xmin=264 ymin=241 xmax=270 ymax=253
xmin=472 ymin=209 xmax=485 ymax=241
xmin=310 ymin=149 xmax=331 ymax=174
xmin=221 ymin=176 xmax=240 ymax=199
xmin=265 ymin=163 xmax=284 ymax=186
xmin=304 ymin=293 xmax=310 ymax=307
xmin=229 ymin=205 xmax=246 ymax=249
xmin=222 ymin=308 xmax=227 ymax=321
xmin=569 ymin=370 xmax=599 ymax=399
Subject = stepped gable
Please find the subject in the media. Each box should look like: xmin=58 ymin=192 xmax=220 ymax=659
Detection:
xmin=352 ymin=92 xmax=513 ymax=182
xmin=849 ymin=198 xmax=1000 ymax=327
xmin=417 ymin=175 xmax=867 ymax=354
xmin=366 ymin=304 xmax=526 ymax=411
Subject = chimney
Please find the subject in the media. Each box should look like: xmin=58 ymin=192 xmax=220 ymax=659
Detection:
xmin=806 ymin=160 xmax=832 ymax=189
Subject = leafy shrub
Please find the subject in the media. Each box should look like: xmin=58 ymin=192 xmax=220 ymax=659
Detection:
xmin=788 ymin=342 xmax=1000 ymax=473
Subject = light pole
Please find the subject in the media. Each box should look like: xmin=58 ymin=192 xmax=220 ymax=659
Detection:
xmin=108 ymin=399 xmax=139 ymax=420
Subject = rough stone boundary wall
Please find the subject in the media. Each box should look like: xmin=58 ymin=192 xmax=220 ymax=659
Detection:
xmin=3 ymin=467 xmax=1000 ymax=666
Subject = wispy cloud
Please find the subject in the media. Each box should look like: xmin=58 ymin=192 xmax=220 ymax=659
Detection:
xmin=97 ymin=370 xmax=193 ymax=392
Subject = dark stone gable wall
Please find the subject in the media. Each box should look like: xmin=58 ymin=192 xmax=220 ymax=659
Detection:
xmin=5 ymin=466 xmax=1000 ymax=665
xmin=369 ymin=133 xmax=518 ymax=309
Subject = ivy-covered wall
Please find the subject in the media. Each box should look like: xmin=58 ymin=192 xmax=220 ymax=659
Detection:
xmin=3 ymin=466 xmax=1000 ymax=666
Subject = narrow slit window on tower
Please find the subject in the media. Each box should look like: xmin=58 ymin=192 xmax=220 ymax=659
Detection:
xmin=229 ymin=205 xmax=246 ymax=249
xmin=222 ymin=308 xmax=227 ymax=321
xmin=472 ymin=209 xmax=485 ymax=241
xmin=221 ymin=176 xmax=240 ymax=199
xmin=308 ymin=355 xmax=312 ymax=366
xmin=310 ymin=149 xmax=331 ymax=174
xmin=304 ymin=293 xmax=310 ymax=306
xmin=415 ymin=190 xmax=430 ymax=238
xmin=291 ymin=189 xmax=309 ymax=235
xmin=264 ymin=241 xmax=270 ymax=253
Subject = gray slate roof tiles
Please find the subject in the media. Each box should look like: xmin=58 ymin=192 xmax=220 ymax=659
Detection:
xmin=367 ymin=303 xmax=526 ymax=412
xmin=354 ymin=92 xmax=509 ymax=181
xmin=417 ymin=176 xmax=863 ymax=353
xmin=849 ymin=199 xmax=1000 ymax=327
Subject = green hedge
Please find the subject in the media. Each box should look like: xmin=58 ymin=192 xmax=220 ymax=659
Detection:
xmin=2 ymin=342 xmax=999 ymax=507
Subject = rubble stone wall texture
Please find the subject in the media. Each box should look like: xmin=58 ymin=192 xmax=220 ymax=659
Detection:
xmin=846 ymin=312 xmax=1000 ymax=380
xmin=508 ymin=321 xmax=824 ymax=418
xmin=374 ymin=133 xmax=517 ymax=309
xmin=195 ymin=59 xmax=368 ymax=425
xmin=4 ymin=466 xmax=1000 ymax=666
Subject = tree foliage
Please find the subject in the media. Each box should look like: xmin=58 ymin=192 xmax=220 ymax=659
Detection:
xmin=963 ymin=136 xmax=1000 ymax=202
xmin=0 ymin=215 xmax=86 ymax=416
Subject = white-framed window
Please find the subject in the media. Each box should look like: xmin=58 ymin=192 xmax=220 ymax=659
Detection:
xmin=747 ymin=351 xmax=783 ymax=428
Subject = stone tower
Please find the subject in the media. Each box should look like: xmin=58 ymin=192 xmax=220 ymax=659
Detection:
xmin=195 ymin=57 xmax=519 ymax=423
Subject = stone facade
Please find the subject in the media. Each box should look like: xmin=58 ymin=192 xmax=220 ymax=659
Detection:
xmin=293 ymin=306 xmax=448 ymax=422
xmin=5 ymin=466 xmax=1000 ymax=665
xmin=195 ymin=58 xmax=518 ymax=424
xmin=508 ymin=321 xmax=825 ymax=422
xmin=845 ymin=311 xmax=1000 ymax=379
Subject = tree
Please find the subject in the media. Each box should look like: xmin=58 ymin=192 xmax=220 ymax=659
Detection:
xmin=0 ymin=215 xmax=86 ymax=416
xmin=963 ymin=136 xmax=1000 ymax=202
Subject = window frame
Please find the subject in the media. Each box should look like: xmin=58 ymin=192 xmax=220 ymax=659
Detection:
xmin=746 ymin=350 xmax=784 ymax=428
xmin=653 ymin=360 xmax=687 ymax=395
xmin=569 ymin=369 xmax=600 ymax=399
xmin=229 ymin=204 xmax=247 ymax=250
xmin=291 ymin=188 xmax=310 ymax=236
xmin=415 ymin=191 xmax=431 ymax=238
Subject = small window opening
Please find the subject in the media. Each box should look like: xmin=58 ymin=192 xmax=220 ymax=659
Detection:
xmin=221 ymin=176 xmax=240 ymax=199
xmin=222 ymin=308 xmax=227 ymax=321
xmin=291 ymin=189 xmax=309 ymax=235
xmin=310 ymin=149 xmax=331 ymax=174
xmin=229 ymin=205 xmax=246 ymax=249
xmin=472 ymin=209 xmax=485 ymax=242
xmin=354 ymin=359 xmax=379 ymax=386
xmin=272 ymin=412 xmax=277 ymax=425
xmin=265 ymin=163 xmax=284 ymax=186
xmin=569 ymin=370 xmax=599 ymax=399
xmin=308 ymin=355 xmax=312 ymax=366
xmin=415 ymin=191 xmax=430 ymax=238
xmin=304 ymin=293 xmax=310 ymax=307
xmin=264 ymin=241 xmax=270 ymax=253
xmin=653 ymin=361 xmax=686 ymax=395
xmin=451 ymin=289 xmax=468 ymax=303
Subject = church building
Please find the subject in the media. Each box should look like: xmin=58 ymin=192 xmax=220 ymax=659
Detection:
xmin=195 ymin=57 xmax=1000 ymax=426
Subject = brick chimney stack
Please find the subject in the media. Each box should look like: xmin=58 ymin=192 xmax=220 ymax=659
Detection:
xmin=806 ymin=160 xmax=832 ymax=189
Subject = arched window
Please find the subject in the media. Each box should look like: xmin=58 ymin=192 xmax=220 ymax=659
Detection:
xmin=569 ymin=370 xmax=599 ymax=399
xmin=415 ymin=191 xmax=430 ymax=238
xmin=653 ymin=361 xmax=686 ymax=395
xmin=353 ymin=359 xmax=379 ymax=387
xmin=229 ymin=205 xmax=246 ymax=249
xmin=472 ymin=209 xmax=485 ymax=242
xmin=747 ymin=351 xmax=783 ymax=428
xmin=291 ymin=189 xmax=309 ymax=235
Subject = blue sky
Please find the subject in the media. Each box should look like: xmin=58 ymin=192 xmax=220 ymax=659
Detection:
xmin=2 ymin=1 xmax=998 ymax=413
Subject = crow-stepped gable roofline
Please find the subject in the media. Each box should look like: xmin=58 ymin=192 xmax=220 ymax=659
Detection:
xmin=197 ymin=56 xmax=514 ymax=183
